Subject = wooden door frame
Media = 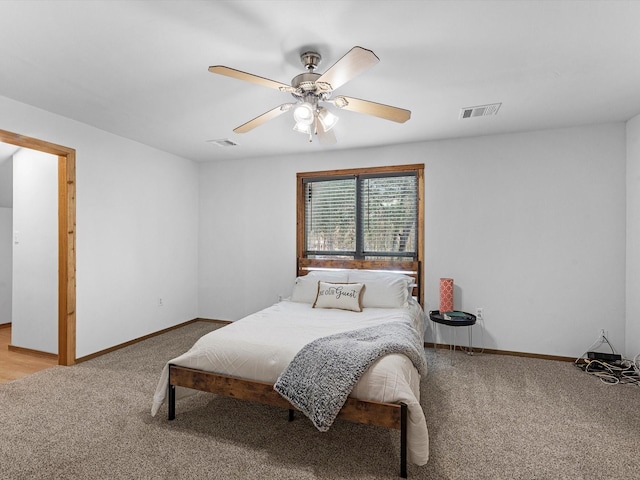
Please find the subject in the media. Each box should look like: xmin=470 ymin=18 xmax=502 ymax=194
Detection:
xmin=0 ymin=129 xmax=76 ymax=366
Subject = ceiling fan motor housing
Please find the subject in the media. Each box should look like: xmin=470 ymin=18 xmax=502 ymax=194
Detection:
xmin=291 ymin=51 xmax=332 ymax=103
xmin=291 ymin=71 xmax=332 ymax=105
xmin=292 ymin=72 xmax=321 ymax=91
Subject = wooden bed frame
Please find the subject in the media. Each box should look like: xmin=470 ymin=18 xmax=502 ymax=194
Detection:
xmin=167 ymin=258 xmax=423 ymax=478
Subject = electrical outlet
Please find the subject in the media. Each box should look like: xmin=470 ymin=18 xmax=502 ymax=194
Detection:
xmin=476 ymin=308 xmax=483 ymax=320
xmin=158 ymin=297 xmax=163 ymax=307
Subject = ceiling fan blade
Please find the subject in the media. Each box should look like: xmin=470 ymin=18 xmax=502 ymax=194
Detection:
xmin=315 ymin=46 xmax=379 ymax=92
xmin=333 ymin=96 xmax=411 ymax=123
xmin=209 ymin=66 xmax=292 ymax=92
xmin=233 ymin=103 xmax=294 ymax=133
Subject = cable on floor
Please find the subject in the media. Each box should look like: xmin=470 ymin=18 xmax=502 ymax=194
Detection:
xmin=574 ymin=335 xmax=640 ymax=386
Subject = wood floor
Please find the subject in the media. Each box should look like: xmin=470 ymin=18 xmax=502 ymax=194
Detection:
xmin=0 ymin=325 xmax=58 ymax=384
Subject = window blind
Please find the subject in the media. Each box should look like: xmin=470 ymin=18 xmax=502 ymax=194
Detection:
xmin=304 ymin=177 xmax=356 ymax=255
xmin=304 ymin=172 xmax=417 ymax=260
xmin=361 ymin=174 xmax=417 ymax=258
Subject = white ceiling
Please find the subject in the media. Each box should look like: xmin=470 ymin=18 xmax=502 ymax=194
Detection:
xmin=1 ymin=0 xmax=639 ymax=163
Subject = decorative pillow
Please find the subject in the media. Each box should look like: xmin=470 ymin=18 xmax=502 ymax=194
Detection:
xmin=312 ymin=282 xmax=365 ymax=312
xmin=347 ymin=270 xmax=412 ymax=308
xmin=290 ymin=271 xmax=349 ymax=304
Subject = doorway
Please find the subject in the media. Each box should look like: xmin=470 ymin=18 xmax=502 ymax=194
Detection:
xmin=0 ymin=129 xmax=76 ymax=366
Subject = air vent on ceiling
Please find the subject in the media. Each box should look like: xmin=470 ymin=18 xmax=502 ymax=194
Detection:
xmin=207 ymin=138 xmax=238 ymax=147
xmin=459 ymin=103 xmax=502 ymax=119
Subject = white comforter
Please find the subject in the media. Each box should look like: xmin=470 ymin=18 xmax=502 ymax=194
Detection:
xmin=151 ymin=299 xmax=429 ymax=465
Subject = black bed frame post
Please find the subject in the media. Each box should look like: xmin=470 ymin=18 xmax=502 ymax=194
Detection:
xmin=168 ymin=365 xmax=176 ymax=421
xmin=400 ymin=402 xmax=407 ymax=478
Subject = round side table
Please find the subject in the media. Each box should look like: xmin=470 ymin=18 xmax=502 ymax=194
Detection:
xmin=429 ymin=310 xmax=477 ymax=364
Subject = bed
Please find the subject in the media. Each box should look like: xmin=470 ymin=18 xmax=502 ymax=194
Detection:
xmin=151 ymin=259 xmax=428 ymax=477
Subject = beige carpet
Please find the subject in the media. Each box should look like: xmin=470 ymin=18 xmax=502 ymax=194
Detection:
xmin=1 ymin=321 xmax=638 ymax=479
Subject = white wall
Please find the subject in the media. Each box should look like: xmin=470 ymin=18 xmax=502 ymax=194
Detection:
xmin=0 ymin=90 xmax=630 ymax=360
xmin=198 ymin=123 xmax=627 ymax=358
xmin=626 ymin=113 xmax=640 ymax=358
xmin=12 ymin=149 xmax=58 ymax=353
xmin=0 ymin=155 xmax=12 ymax=207
xmin=198 ymin=156 xmax=297 ymax=320
xmin=0 ymin=94 xmax=200 ymax=358
xmin=0 ymin=207 xmax=11 ymax=325
xmin=426 ymin=125 xmax=626 ymax=358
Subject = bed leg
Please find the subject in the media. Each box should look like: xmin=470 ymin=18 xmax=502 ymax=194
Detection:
xmin=168 ymin=367 xmax=176 ymax=421
xmin=288 ymin=409 xmax=295 ymax=422
xmin=400 ymin=402 xmax=407 ymax=478
xmin=168 ymin=385 xmax=176 ymax=420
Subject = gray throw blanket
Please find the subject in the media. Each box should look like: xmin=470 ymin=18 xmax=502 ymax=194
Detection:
xmin=274 ymin=322 xmax=427 ymax=432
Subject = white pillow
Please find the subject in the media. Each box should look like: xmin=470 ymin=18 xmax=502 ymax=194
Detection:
xmin=312 ymin=282 xmax=365 ymax=312
xmin=290 ymin=270 xmax=349 ymax=304
xmin=347 ymin=270 xmax=412 ymax=308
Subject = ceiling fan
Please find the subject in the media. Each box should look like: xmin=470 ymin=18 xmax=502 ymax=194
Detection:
xmin=209 ymin=46 xmax=411 ymax=144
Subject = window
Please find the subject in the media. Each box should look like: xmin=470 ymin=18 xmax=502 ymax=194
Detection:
xmin=297 ymin=164 xmax=423 ymax=263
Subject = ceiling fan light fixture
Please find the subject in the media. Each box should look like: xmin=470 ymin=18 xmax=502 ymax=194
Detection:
xmin=317 ymin=108 xmax=339 ymax=132
xmin=293 ymin=122 xmax=311 ymax=134
xmin=293 ymin=102 xmax=315 ymax=125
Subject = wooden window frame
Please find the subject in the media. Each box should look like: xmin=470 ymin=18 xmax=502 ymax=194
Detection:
xmin=296 ymin=164 xmax=424 ymax=299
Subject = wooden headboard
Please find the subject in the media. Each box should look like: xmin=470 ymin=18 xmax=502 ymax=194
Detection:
xmin=297 ymin=258 xmax=423 ymax=307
